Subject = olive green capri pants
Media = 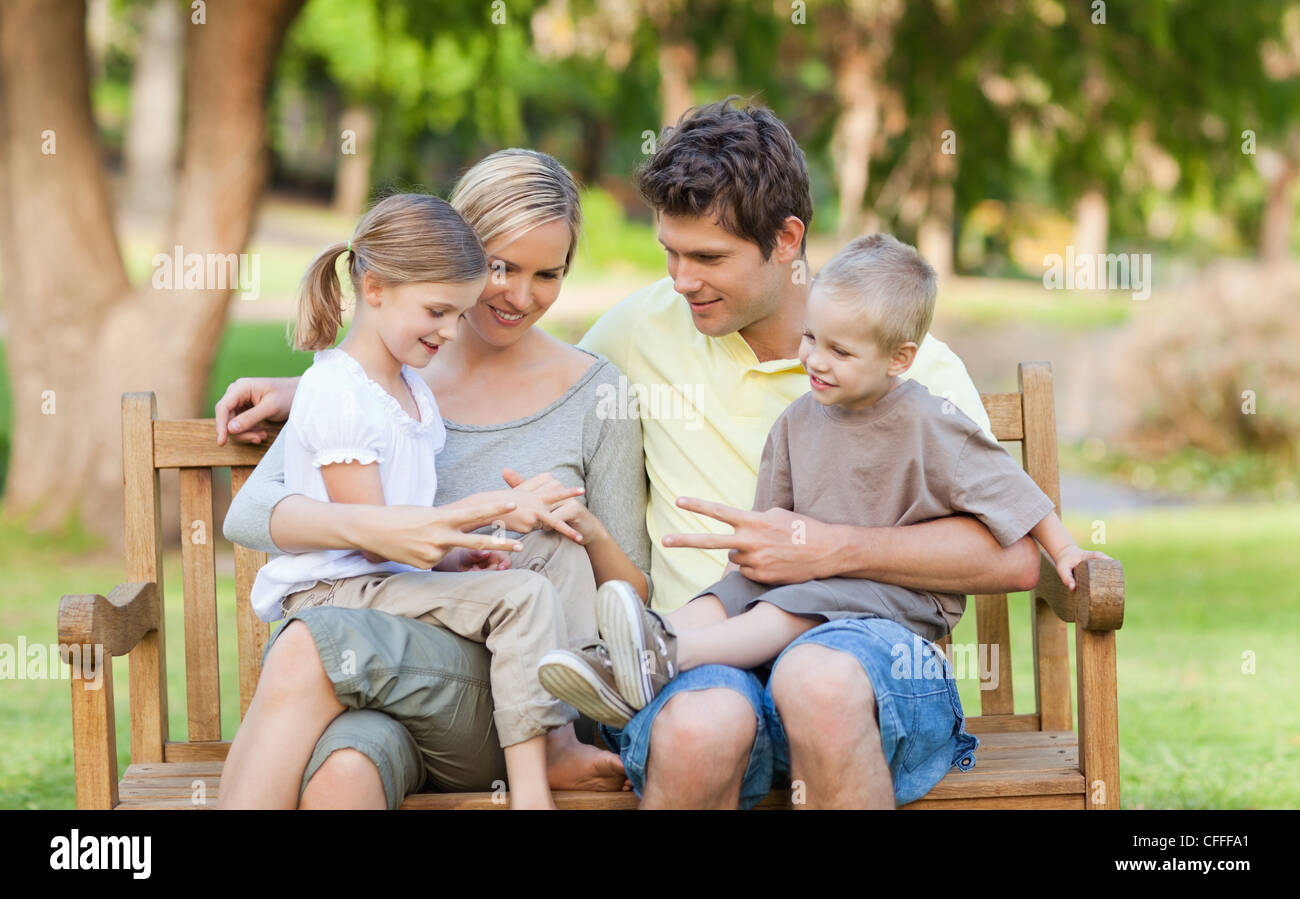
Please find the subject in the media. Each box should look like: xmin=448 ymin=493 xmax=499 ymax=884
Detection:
xmin=257 ymin=529 xmax=599 ymax=809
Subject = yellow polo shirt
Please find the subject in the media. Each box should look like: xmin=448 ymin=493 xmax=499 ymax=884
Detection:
xmin=580 ymin=276 xmax=993 ymax=611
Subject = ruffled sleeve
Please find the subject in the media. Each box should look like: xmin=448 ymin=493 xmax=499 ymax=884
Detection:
xmin=292 ymin=359 xmax=388 ymax=469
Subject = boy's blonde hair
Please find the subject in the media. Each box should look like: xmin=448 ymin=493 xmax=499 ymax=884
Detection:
xmin=449 ymin=148 xmax=582 ymax=275
xmin=814 ymin=233 xmax=937 ymax=354
xmin=293 ymin=193 xmax=487 ymax=351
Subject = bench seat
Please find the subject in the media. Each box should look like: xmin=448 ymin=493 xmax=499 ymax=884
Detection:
xmin=112 ymin=730 xmax=1084 ymax=810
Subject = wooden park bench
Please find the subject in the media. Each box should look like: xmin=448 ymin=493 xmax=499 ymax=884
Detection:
xmin=59 ymin=361 xmax=1124 ymax=809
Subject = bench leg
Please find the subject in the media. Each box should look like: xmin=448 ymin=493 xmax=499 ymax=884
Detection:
xmin=70 ymin=654 xmax=119 ymax=810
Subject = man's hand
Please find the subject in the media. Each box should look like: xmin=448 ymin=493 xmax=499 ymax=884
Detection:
xmin=661 ymin=496 xmax=841 ymax=585
xmin=214 ymin=376 xmax=299 ymax=445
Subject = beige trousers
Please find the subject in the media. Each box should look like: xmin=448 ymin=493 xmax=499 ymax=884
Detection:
xmin=282 ymin=528 xmax=598 ymax=748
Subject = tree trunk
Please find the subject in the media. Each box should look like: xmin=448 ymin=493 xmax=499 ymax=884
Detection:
xmin=85 ymin=0 xmax=113 ymax=77
xmin=658 ymin=41 xmax=697 ymax=128
xmin=828 ymin=0 xmax=904 ymax=244
xmin=576 ymin=113 xmax=611 ymax=187
xmin=918 ymin=180 xmax=954 ymax=280
xmin=0 ymin=0 xmax=129 ymax=533
xmin=1259 ymin=159 xmax=1295 ymax=268
xmin=918 ymin=114 xmax=956 ymax=279
xmin=1073 ymin=185 xmax=1109 ymax=259
xmin=123 ymin=0 xmax=184 ymax=215
xmin=831 ymin=42 xmax=877 ymax=245
xmin=0 ymin=0 xmax=305 ymax=542
xmin=333 ymin=103 xmax=376 ymax=216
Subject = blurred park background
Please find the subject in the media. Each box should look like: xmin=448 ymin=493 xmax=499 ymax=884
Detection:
xmin=0 ymin=0 xmax=1297 ymax=809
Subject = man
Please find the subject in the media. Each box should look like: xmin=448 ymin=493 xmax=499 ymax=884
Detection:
xmin=569 ymin=97 xmax=1035 ymax=808
xmin=216 ymin=98 xmax=1037 ymax=808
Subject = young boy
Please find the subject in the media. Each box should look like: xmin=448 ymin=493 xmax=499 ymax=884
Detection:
xmin=541 ymin=233 xmax=1108 ymax=719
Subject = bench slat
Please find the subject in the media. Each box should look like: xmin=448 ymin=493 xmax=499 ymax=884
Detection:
xmin=230 ymin=466 xmax=271 ymax=721
xmin=180 ymin=468 xmax=222 ymax=741
xmin=973 ymin=593 xmax=1014 ymax=715
xmin=1018 ymin=363 xmax=1076 ymax=737
xmin=153 ymin=420 xmax=283 ymax=468
xmin=123 ymin=393 xmax=168 ymax=764
xmin=980 ymin=392 xmax=1024 ymax=441
xmin=164 ymin=740 xmax=232 ymax=762
xmin=964 ymin=713 xmax=1041 ymax=733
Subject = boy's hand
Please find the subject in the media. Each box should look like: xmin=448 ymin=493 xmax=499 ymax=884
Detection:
xmin=434 ymin=547 xmax=512 ymax=572
xmin=1053 ymin=544 xmax=1113 ymax=591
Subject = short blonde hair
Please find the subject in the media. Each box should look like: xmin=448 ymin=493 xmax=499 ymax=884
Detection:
xmin=449 ymin=148 xmax=582 ymax=275
xmin=814 ymin=233 xmax=937 ymax=353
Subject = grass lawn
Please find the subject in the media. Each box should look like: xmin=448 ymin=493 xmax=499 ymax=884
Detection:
xmin=0 ymin=502 xmax=1295 ymax=809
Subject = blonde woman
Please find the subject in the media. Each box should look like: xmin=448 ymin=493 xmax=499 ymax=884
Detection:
xmin=217 ymin=150 xmax=649 ymax=808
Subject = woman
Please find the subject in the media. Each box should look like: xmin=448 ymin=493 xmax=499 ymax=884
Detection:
xmin=216 ymin=149 xmax=649 ymax=809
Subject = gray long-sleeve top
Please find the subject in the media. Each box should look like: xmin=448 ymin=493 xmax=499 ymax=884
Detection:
xmin=222 ymin=350 xmax=652 ymax=598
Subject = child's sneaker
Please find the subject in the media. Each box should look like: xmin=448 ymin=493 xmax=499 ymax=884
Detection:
xmin=538 ymin=641 xmax=635 ymax=728
xmin=596 ymin=580 xmax=678 ymax=709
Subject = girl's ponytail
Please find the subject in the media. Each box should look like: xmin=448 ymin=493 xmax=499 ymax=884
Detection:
xmin=292 ymin=242 xmax=351 ymax=351
xmin=291 ymin=193 xmax=485 ymax=353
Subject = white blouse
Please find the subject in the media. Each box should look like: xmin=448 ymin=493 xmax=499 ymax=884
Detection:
xmin=249 ymin=347 xmax=446 ymax=621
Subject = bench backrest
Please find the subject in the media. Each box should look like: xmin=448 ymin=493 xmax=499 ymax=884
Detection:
xmin=118 ymin=360 xmax=1070 ymax=764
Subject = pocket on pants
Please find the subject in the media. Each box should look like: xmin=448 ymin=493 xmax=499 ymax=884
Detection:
xmin=282 ymin=580 xmax=340 ymax=616
xmin=898 ymin=642 xmax=962 ymax=775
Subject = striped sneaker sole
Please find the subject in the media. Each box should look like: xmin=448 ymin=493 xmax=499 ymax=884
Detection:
xmin=538 ymin=651 xmax=633 ymax=729
xmin=597 ymin=580 xmax=654 ymax=710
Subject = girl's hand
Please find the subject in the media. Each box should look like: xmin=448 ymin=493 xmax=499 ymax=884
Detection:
xmin=492 ymin=468 xmax=586 ymax=542
xmin=434 ymin=547 xmax=512 ymax=572
xmin=549 ymin=497 xmax=603 ymax=546
xmin=356 ymin=502 xmax=524 ymax=569
xmin=1053 ymin=544 xmax=1113 ymax=591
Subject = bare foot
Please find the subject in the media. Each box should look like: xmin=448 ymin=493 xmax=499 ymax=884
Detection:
xmin=547 ymin=726 xmax=632 ymax=792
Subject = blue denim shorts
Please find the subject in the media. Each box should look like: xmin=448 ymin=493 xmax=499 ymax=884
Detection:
xmin=598 ymin=664 xmax=775 ymax=809
xmin=600 ymin=617 xmax=979 ymax=808
xmin=765 ymin=617 xmax=980 ymax=806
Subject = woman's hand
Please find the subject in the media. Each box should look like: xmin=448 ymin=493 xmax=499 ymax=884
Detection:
xmin=485 ymin=468 xmax=586 ymax=542
xmin=215 ymin=376 xmax=300 ymax=445
xmin=433 ymin=547 xmax=513 ymax=572
xmin=354 ymin=502 xmax=524 ymax=570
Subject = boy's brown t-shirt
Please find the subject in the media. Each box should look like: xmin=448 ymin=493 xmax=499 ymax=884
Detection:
xmin=752 ymin=378 xmax=1057 ymax=631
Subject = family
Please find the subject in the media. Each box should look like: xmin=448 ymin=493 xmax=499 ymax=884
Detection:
xmin=214 ymin=97 xmax=1106 ymax=810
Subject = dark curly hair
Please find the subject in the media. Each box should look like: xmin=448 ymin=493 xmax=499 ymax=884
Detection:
xmin=635 ymin=96 xmax=813 ymax=261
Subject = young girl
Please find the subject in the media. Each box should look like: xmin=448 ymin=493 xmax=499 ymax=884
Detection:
xmin=248 ymin=192 xmax=585 ymax=809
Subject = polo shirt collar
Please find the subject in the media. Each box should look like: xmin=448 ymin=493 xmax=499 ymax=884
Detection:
xmin=715 ymin=330 xmax=806 ymax=374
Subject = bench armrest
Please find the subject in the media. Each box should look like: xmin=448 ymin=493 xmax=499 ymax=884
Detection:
xmin=1035 ymin=549 xmax=1124 ymax=631
xmin=58 ymin=582 xmax=159 ymax=662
